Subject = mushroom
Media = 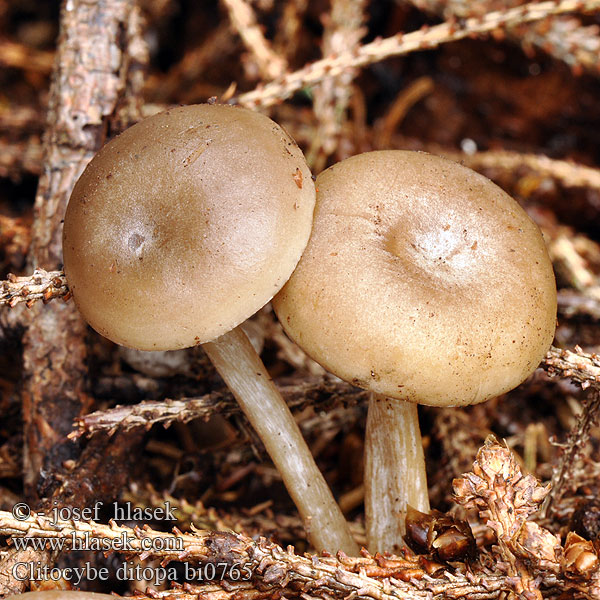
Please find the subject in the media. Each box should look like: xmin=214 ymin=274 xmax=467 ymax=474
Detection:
xmin=62 ymin=104 xmax=357 ymax=554
xmin=272 ymin=150 xmax=557 ymax=553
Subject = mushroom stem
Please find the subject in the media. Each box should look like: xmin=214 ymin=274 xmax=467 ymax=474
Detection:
xmin=203 ymin=325 xmax=359 ymax=555
xmin=365 ymin=392 xmax=429 ymax=553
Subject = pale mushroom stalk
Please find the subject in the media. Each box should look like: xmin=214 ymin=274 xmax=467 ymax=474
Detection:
xmin=204 ymin=326 xmax=358 ymax=554
xmin=365 ymin=393 xmax=429 ymax=551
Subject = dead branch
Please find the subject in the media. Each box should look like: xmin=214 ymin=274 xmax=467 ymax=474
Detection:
xmin=407 ymin=0 xmax=600 ymax=74
xmin=310 ymin=0 xmax=367 ymax=169
xmin=221 ymin=0 xmax=287 ymax=80
xmin=235 ymin=0 xmax=600 ymax=108
xmin=0 ymin=269 xmax=68 ymax=307
xmin=544 ymin=346 xmax=600 ymax=391
xmin=20 ymin=0 xmax=148 ymax=503
xmin=72 ymin=378 xmax=367 ymax=438
xmin=0 ymin=508 xmax=512 ymax=600
xmin=460 ymin=150 xmax=600 ymax=190
xmin=541 ymin=391 xmax=600 ymax=518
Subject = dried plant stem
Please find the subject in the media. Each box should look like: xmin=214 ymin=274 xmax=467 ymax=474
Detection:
xmin=221 ymin=0 xmax=287 ymax=80
xmin=236 ymin=0 xmax=600 ymax=108
xmin=541 ymin=391 xmax=600 ymax=518
xmin=461 ymin=150 xmax=600 ymax=190
xmin=408 ymin=0 xmax=600 ymax=74
xmin=203 ymin=326 xmax=358 ymax=555
xmin=310 ymin=0 xmax=366 ymax=167
xmin=0 ymin=269 xmax=68 ymax=307
xmin=544 ymin=346 xmax=600 ymax=391
xmin=365 ymin=394 xmax=429 ymax=553
xmin=73 ymin=378 xmax=367 ymax=437
xmin=0 ymin=509 xmax=514 ymax=600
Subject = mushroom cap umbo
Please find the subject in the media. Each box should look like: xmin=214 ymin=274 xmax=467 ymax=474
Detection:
xmin=272 ymin=151 xmax=557 ymax=407
xmin=63 ymin=104 xmax=315 ymax=350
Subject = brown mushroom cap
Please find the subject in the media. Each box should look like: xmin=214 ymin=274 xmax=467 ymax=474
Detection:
xmin=273 ymin=150 xmax=557 ymax=407
xmin=63 ymin=104 xmax=315 ymax=350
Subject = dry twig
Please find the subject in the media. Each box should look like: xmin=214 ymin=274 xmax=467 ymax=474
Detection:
xmin=0 ymin=268 xmax=68 ymax=308
xmin=0 ymin=509 xmax=512 ymax=600
xmin=544 ymin=346 xmax=600 ymax=391
xmin=461 ymin=150 xmax=600 ymax=191
xmin=541 ymin=391 xmax=600 ymax=518
xmin=408 ymin=0 xmax=600 ymax=74
xmin=221 ymin=0 xmax=287 ymax=80
xmin=310 ymin=0 xmax=367 ymax=168
xmin=72 ymin=378 xmax=367 ymax=438
xmin=235 ymin=0 xmax=600 ymax=108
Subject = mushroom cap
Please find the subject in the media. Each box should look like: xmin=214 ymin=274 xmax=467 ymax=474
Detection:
xmin=272 ymin=151 xmax=557 ymax=407
xmin=63 ymin=104 xmax=315 ymax=350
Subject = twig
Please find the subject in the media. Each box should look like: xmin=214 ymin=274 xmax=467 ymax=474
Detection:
xmin=0 ymin=38 xmax=54 ymax=72
xmin=310 ymin=0 xmax=367 ymax=167
xmin=541 ymin=391 xmax=600 ymax=518
xmin=72 ymin=378 xmax=367 ymax=438
xmin=235 ymin=0 xmax=600 ymax=108
xmin=0 ymin=269 xmax=68 ymax=308
xmin=273 ymin=0 xmax=308 ymax=60
xmin=408 ymin=0 xmax=600 ymax=74
xmin=376 ymin=77 xmax=435 ymax=149
xmin=221 ymin=0 xmax=287 ymax=80
xmin=0 ymin=509 xmax=512 ymax=600
xmin=461 ymin=150 xmax=600 ymax=190
xmin=20 ymin=0 xmax=148 ymax=503
xmin=543 ymin=346 xmax=600 ymax=391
